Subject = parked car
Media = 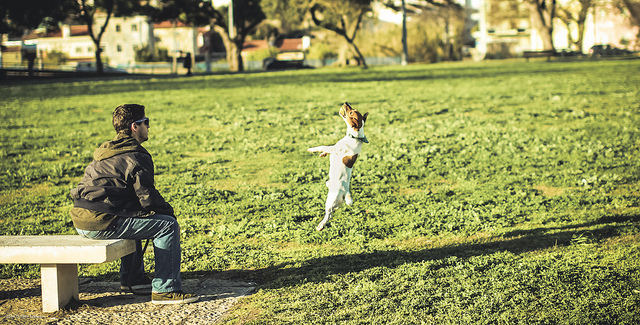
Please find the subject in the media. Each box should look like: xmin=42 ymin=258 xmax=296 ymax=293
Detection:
xmin=75 ymin=62 xmax=128 ymax=73
xmin=589 ymin=44 xmax=632 ymax=57
xmin=555 ymin=48 xmax=581 ymax=57
xmin=263 ymin=51 xmax=310 ymax=70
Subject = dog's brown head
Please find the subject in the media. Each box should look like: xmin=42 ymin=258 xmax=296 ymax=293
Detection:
xmin=339 ymin=102 xmax=368 ymax=131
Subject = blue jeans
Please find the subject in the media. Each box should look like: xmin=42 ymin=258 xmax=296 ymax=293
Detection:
xmin=76 ymin=214 xmax=182 ymax=293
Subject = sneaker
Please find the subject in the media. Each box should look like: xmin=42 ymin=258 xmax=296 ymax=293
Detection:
xmin=151 ymin=291 xmax=199 ymax=305
xmin=121 ymin=276 xmax=152 ymax=294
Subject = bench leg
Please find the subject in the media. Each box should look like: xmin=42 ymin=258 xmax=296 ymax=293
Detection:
xmin=40 ymin=264 xmax=79 ymax=312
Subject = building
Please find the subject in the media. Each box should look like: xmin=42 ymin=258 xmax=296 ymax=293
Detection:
xmin=17 ymin=14 xmax=204 ymax=69
xmin=474 ymin=0 xmax=639 ymax=58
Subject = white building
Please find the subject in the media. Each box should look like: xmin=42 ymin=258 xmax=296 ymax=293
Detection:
xmin=29 ymin=14 xmax=204 ymax=68
xmin=377 ymin=0 xmax=639 ymax=58
xmin=549 ymin=3 xmax=640 ymax=52
xmin=476 ymin=0 xmax=639 ymax=56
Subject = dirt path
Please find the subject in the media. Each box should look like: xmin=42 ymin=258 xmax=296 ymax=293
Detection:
xmin=0 ymin=276 xmax=255 ymax=324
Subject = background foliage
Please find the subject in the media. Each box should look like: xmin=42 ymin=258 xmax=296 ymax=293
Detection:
xmin=1 ymin=59 xmax=639 ymax=323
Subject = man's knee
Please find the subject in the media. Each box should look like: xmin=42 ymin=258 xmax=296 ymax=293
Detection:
xmin=153 ymin=214 xmax=180 ymax=233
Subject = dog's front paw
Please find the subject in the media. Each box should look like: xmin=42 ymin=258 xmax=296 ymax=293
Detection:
xmin=308 ymin=149 xmax=326 ymax=157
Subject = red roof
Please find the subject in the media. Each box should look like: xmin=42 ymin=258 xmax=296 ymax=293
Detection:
xmin=23 ymin=25 xmax=90 ymax=39
xmin=71 ymin=25 xmax=90 ymax=36
xmin=154 ymin=21 xmax=190 ymax=28
xmin=51 ymin=25 xmax=90 ymax=37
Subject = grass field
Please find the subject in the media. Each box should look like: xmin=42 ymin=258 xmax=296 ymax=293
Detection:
xmin=1 ymin=58 xmax=640 ymax=324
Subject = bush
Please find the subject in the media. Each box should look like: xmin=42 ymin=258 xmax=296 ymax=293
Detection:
xmin=306 ymin=42 xmax=338 ymax=60
xmin=135 ymin=45 xmax=170 ymax=62
xmin=42 ymin=50 xmax=68 ymax=65
xmin=357 ymin=9 xmax=464 ymax=63
xmin=245 ymin=47 xmax=279 ymax=62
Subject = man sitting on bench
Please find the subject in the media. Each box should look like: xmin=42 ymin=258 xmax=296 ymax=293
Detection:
xmin=69 ymin=104 xmax=198 ymax=305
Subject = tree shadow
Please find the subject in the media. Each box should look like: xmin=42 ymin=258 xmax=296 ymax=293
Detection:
xmin=1 ymin=61 xmax=602 ymax=100
xmin=66 ymin=276 xmax=255 ymax=310
xmin=499 ymin=213 xmax=640 ymax=238
xmin=247 ymin=213 xmax=640 ymax=289
xmin=0 ymin=286 xmax=40 ymax=301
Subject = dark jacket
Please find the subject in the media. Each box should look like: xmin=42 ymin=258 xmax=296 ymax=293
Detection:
xmin=70 ymin=133 xmax=174 ymax=230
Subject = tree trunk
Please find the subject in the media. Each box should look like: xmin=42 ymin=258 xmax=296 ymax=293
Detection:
xmin=336 ymin=43 xmax=349 ymax=66
xmin=344 ymin=11 xmax=367 ymax=68
xmin=94 ymin=47 xmax=103 ymax=74
xmin=212 ymin=24 xmax=244 ymax=72
xmin=348 ymin=40 xmax=367 ymax=68
xmin=576 ymin=20 xmax=585 ymax=52
xmin=230 ymin=41 xmax=244 ymax=72
xmin=526 ymin=0 xmax=555 ymax=50
xmin=82 ymin=0 xmax=113 ymax=76
xmin=401 ymin=0 xmax=408 ymax=65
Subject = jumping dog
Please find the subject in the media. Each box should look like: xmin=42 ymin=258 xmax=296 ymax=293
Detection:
xmin=308 ymin=103 xmax=369 ymax=231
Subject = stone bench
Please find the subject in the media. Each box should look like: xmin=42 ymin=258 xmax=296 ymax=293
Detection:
xmin=0 ymin=235 xmax=135 ymax=312
xmin=523 ymin=50 xmax=556 ymax=61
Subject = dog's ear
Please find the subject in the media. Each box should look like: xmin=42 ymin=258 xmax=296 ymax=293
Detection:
xmin=363 ymin=112 xmax=369 ymax=123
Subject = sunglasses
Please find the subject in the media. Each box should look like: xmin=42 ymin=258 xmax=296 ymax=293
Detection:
xmin=133 ymin=117 xmax=150 ymax=126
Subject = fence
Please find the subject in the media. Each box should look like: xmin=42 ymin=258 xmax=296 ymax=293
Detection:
xmin=1 ymin=56 xmax=402 ymax=79
xmin=140 ymin=56 xmax=402 ymax=74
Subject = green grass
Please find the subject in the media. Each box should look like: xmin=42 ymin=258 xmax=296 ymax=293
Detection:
xmin=1 ymin=59 xmax=640 ymax=323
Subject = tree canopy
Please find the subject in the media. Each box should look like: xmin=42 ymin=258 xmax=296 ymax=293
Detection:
xmin=0 ymin=0 xmax=74 ymax=36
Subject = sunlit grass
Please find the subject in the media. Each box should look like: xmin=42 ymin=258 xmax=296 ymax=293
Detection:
xmin=1 ymin=59 xmax=640 ymax=323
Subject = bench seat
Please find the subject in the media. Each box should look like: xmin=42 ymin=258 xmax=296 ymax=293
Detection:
xmin=0 ymin=235 xmax=135 ymax=312
xmin=523 ymin=50 xmax=556 ymax=61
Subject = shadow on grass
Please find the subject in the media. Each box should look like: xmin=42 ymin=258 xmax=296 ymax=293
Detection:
xmin=2 ymin=60 xmax=622 ymax=100
xmin=243 ymin=213 xmax=640 ymax=289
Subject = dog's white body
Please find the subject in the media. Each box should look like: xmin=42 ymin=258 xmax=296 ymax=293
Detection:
xmin=308 ymin=103 xmax=368 ymax=231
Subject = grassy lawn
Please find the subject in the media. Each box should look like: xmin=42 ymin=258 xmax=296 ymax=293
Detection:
xmin=1 ymin=58 xmax=640 ymax=324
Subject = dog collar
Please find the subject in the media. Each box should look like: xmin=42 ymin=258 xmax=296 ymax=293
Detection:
xmin=348 ymin=134 xmax=369 ymax=143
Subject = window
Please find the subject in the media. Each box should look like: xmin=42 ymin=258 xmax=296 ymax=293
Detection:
xmin=117 ymin=44 xmax=123 ymax=52
xmin=115 ymin=24 xmax=121 ymax=32
xmin=131 ymin=24 xmax=138 ymax=32
xmin=75 ymin=46 xmax=83 ymax=53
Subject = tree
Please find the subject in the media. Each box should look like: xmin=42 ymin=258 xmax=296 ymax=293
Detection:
xmin=556 ymin=0 xmax=593 ymax=52
xmin=1 ymin=0 xmax=74 ymax=75
xmin=72 ymin=0 xmax=140 ymax=75
xmin=524 ymin=0 xmax=556 ymax=50
xmin=0 ymin=0 xmax=73 ymax=36
xmin=260 ymin=0 xmax=310 ymax=35
xmin=401 ymin=0 xmax=408 ymax=65
xmin=618 ymin=0 xmax=640 ymax=47
xmin=623 ymin=0 xmax=640 ymax=26
xmin=381 ymin=0 xmax=462 ymax=63
xmin=152 ymin=0 xmax=211 ymax=25
xmin=158 ymin=0 xmax=265 ymax=72
xmin=309 ymin=0 xmax=373 ymax=68
xmin=216 ymin=0 xmax=266 ymax=72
